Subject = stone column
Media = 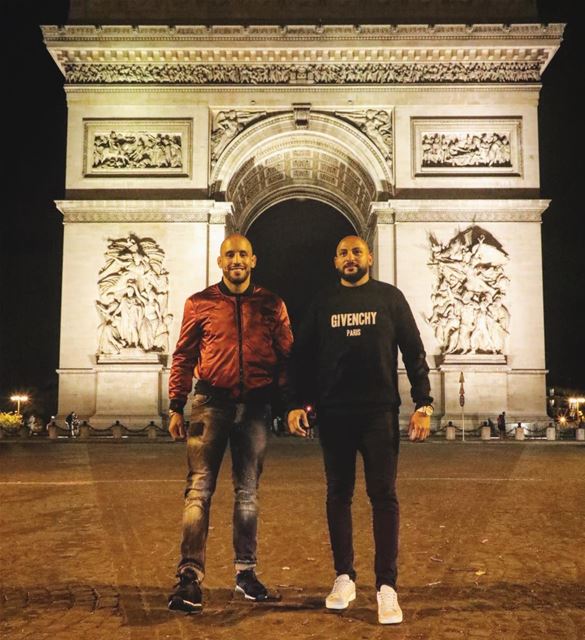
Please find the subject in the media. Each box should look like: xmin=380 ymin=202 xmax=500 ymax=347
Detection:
xmin=207 ymin=203 xmax=233 ymax=285
xmin=371 ymin=203 xmax=395 ymax=285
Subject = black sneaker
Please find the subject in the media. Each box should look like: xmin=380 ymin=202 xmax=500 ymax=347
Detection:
xmin=168 ymin=568 xmax=203 ymax=613
xmin=235 ymin=569 xmax=269 ymax=601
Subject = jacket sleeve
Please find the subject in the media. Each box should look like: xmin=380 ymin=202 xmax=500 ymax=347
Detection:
xmin=272 ymin=298 xmax=294 ymax=390
xmin=394 ymin=290 xmax=433 ymax=408
xmin=168 ymin=297 xmax=201 ymax=412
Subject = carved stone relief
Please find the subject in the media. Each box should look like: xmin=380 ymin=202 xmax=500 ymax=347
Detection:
xmin=210 ymin=110 xmax=268 ymax=166
xmin=421 ymin=132 xmax=511 ymax=168
xmin=64 ymin=61 xmax=542 ymax=85
xmin=96 ymin=234 xmax=173 ymax=355
xmin=226 ymin=140 xmax=376 ymax=226
xmin=210 ymin=106 xmax=393 ymax=178
xmin=84 ymin=119 xmax=192 ymax=177
xmin=335 ymin=109 xmax=393 ymax=171
xmin=412 ymin=118 xmax=522 ymax=176
xmin=427 ymin=226 xmax=510 ymax=356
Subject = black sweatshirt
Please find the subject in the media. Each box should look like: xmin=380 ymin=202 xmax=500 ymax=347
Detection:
xmin=289 ymin=278 xmax=433 ymax=414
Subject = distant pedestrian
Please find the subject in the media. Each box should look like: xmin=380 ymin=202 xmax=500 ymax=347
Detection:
xmin=497 ymin=411 xmax=506 ymax=440
xmin=65 ymin=411 xmax=79 ymax=438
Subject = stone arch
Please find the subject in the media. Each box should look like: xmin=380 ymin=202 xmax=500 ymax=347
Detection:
xmin=210 ymin=111 xmax=392 ymax=234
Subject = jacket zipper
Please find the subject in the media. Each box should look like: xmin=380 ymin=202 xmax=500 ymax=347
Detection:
xmin=235 ymin=294 xmax=245 ymax=398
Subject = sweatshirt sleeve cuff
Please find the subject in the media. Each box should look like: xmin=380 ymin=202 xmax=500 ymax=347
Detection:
xmin=414 ymin=397 xmax=434 ymax=410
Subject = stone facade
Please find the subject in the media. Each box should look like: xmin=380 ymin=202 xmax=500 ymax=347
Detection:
xmin=43 ymin=21 xmax=563 ymax=428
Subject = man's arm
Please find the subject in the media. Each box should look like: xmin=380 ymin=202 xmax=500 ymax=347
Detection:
xmin=394 ymin=290 xmax=433 ymax=407
xmin=168 ymin=297 xmax=201 ymax=439
xmin=394 ymin=290 xmax=433 ymax=442
xmin=272 ymin=298 xmax=294 ymax=392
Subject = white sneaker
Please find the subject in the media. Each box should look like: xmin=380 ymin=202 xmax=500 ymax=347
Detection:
xmin=325 ymin=574 xmax=356 ymax=610
xmin=377 ymin=585 xmax=403 ymax=624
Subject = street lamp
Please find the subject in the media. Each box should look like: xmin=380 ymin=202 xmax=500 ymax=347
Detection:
xmin=10 ymin=394 xmax=29 ymax=415
xmin=568 ymin=397 xmax=585 ymax=421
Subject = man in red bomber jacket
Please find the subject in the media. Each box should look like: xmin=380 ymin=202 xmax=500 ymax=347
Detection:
xmin=167 ymin=234 xmax=293 ymax=614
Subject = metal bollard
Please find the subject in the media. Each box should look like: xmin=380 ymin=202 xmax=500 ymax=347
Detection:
xmin=446 ymin=425 xmax=456 ymax=440
xmin=515 ymin=426 xmax=525 ymax=441
xmin=481 ymin=426 xmax=491 ymax=441
xmin=112 ymin=423 xmax=123 ymax=439
xmin=546 ymin=426 xmax=556 ymax=441
xmin=49 ymin=424 xmax=58 ymax=440
xmin=576 ymin=428 xmax=585 ymax=442
xmin=79 ymin=424 xmax=90 ymax=440
xmin=147 ymin=424 xmax=157 ymax=440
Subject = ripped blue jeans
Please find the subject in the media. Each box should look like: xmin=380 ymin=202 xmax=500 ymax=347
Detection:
xmin=178 ymin=395 xmax=270 ymax=582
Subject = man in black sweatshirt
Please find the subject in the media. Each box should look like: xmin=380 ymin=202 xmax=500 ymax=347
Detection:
xmin=287 ymin=235 xmax=433 ymax=625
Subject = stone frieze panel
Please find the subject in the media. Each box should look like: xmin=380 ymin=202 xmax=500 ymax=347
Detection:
xmin=83 ymin=119 xmax=192 ymax=177
xmin=96 ymin=234 xmax=173 ymax=357
xmin=65 ymin=61 xmax=542 ymax=85
xmin=412 ymin=117 xmax=522 ymax=176
xmin=427 ymin=225 xmax=510 ymax=356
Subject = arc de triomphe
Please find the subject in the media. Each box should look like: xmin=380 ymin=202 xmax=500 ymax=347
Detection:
xmin=43 ymin=3 xmax=563 ymax=428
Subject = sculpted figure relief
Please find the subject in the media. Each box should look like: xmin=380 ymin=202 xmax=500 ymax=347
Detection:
xmin=65 ymin=61 xmax=542 ymax=85
xmin=92 ymin=130 xmax=183 ymax=170
xmin=335 ymin=109 xmax=393 ymax=168
xmin=421 ymin=132 xmax=511 ymax=168
xmin=428 ymin=226 xmax=510 ymax=355
xmin=96 ymin=234 xmax=173 ymax=355
xmin=210 ymin=110 xmax=267 ymax=165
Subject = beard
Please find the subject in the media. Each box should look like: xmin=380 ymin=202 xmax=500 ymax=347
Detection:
xmin=224 ymin=266 xmax=250 ymax=284
xmin=337 ymin=264 xmax=368 ymax=284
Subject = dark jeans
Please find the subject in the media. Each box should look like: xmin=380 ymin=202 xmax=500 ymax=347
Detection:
xmin=178 ymin=394 xmax=270 ymax=581
xmin=319 ymin=411 xmax=400 ymax=590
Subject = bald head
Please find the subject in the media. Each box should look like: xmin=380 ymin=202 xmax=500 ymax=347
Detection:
xmin=334 ymin=235 xmax=373 ymax=287
xmin=336 ymin=235 xmax=370 ymax=256
xmin=220 ymin=233 xmax=253 ymax=256
xmin=217 ymin=233 xmax=257 ymax=293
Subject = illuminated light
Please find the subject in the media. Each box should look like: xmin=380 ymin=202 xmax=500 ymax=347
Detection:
xmin=305 ymin=405 xmax=313 ymax=412
xmin=10 ymin=394 xmax=29 ymax=415
xmin=559 ymin=416 xmax=567 ymax=424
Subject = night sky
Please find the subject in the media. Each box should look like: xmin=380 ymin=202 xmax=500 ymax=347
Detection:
xmin=2 ymin=2 xmax=582 ymax=418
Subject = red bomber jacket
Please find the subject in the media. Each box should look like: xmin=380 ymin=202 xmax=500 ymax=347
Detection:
xmin=168 ymin=281 xmax=293 ymax=411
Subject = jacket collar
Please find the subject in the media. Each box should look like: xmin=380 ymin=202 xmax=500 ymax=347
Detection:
xmin=218 ymin=280 xmax=255 ymax=297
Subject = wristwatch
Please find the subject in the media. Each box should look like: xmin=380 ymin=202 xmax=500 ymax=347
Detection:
xmin=416 ymin=405 xmax=434 ymax=417
xmin=169 ymin=409 xmax=183 ymax=418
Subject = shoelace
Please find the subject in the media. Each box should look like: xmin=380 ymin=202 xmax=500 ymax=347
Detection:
xmin=379 ymin=588 xmax=398 ymax=608
xmin=330 ymin=576 xmax=352 ymax=594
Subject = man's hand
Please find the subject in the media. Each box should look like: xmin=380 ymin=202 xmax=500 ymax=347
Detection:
xmin=287 ymin=409 xmax=309 ymax=437
xmin=169 ymin=412 xmax=186 ymax=440
xmin=408 ymin=411 xmax=431 ymax=442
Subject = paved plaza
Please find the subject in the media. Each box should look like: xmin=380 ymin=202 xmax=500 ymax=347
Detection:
xmin=0 ymin=438 xmax=583 ymax=639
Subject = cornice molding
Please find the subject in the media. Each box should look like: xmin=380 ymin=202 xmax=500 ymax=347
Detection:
xmin=43 ymin=23 xmax=564 ymax=43
xmin=55 ymin=199 xmax=233 ymax=222
xmin=373 ymin=199 xmax=550 ymax=222
xmin=64 ymin=84 xmax=542 ymax=94
xmin=43 ymin=23 xmax=564 ymax=82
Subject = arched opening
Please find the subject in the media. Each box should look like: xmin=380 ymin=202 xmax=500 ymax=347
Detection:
xmin=247 ymin=198 xmax=355 ymax=329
